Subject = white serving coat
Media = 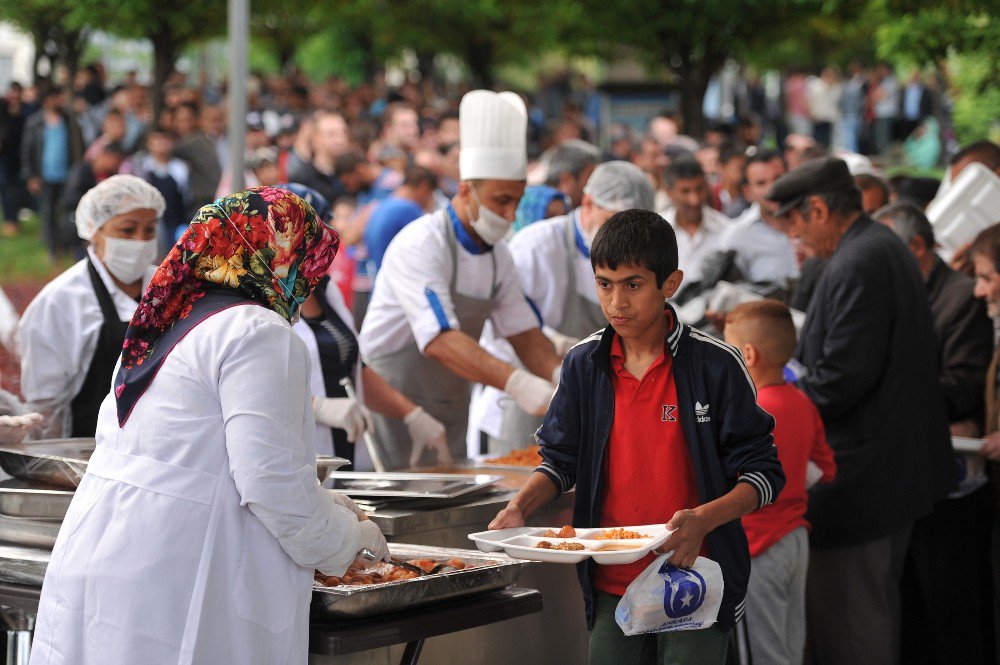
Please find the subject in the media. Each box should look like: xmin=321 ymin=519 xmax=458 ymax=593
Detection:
xmin=16 ymin=248 xmax=156 ymax=436
xmin=469 ymin=212 xmax=601 ymax=448
xmin=30 ymin=305 xmax=362 ymax=665
xmin=292 ymin=281 xmax=373 ymax=470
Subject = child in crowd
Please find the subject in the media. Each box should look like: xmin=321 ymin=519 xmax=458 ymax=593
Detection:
xmin=491 ymin=209 xmax=785 ymax=665
xmin=723 ymin=300 xmax=836 ymax=665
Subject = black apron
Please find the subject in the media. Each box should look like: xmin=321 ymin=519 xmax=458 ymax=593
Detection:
xmin=69 ymin=258 xmax=131 ymax=437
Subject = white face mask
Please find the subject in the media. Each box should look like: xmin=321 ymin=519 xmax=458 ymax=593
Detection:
xmin=467 ymin=185 xmax=512 ymax=246
xmin=100 ymin=236 xmax=158 ymax=284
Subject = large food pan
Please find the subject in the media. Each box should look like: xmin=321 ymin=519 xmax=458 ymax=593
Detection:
xmin=0 ymin=514 xmax=61 ymax=549
xmin=0 ymin=545 xmax=50 ymax=586
xmin=323 ymin=472 xmax=502 ymax=499
xmin=311 ymin=544 xmax=529 ymax=618
xmin=0 ymin=479 xmax=73 ymax=520
xmin=0 ymin=438 xmax=94 ymax=489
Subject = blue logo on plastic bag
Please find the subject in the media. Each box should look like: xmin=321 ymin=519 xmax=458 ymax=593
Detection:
xmin=658 ymin=562 xmax=707 ymax=618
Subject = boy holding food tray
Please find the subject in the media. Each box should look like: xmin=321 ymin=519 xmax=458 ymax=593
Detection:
xmin=490 ymin=209 xmax=785 ymax=664
xmin=723 ymin=300 xmax=836 ymax=665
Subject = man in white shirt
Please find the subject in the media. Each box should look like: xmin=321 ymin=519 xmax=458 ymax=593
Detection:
xmin=723 ymin=150 xmax=799 ymax=285
xmin=658 ymin=158 xmax=730 ymax=286
xmin=358 ymin=90 xmax=561 ymax=468
xmin=470 ymin=161 xmax=655 ymax=455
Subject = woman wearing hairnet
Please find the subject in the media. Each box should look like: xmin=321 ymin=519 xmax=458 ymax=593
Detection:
xmin=30 ymin=187 xmax=388 ymax=665
xmin=17 ymin=174 xmax=166 ymax=438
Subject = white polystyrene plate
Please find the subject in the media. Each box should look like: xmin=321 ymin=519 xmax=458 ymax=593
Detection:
xmin=468 ymin=524 xmax=674 ymax=565
xmin=952 ymin=437 xmax=983 ymax=455
xmin=468 ymin=526 xmax=536 ymax=552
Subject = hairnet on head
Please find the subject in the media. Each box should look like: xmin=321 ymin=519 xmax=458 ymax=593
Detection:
xmin=76 ymin=174 xmax=167 ymax=241
xmin=583 ymin=161 xmax=656 ymax=212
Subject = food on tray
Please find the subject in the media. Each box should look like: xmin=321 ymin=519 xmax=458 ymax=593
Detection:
xmin=593 ymin=528 xmax=651 ymax=540
xmin=541 ymin=525 xmax=576 ymax=538
xmin=315 ymin=557 xmax=472 ymax=587
xmin=535 ymin=540 xmax=585 ymax=551
xmin=486 ymin=445 xmax=542 ymax=466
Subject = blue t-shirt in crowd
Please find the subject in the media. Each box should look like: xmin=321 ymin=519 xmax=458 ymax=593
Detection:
xmin=363 ymin=197 xmax=425 ymax=274
xmin=41 ymin=120 xmax=69 ymax=184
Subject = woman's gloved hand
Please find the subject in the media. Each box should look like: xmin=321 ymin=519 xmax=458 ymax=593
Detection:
xmin=312 ymin=397 xmax=374 ymax=443
xmin=504 ymin=369 xmax=556 ymax=417
xmin=405 ymin=407 xmax=453 ymax=468
xmin=0 ymin=413 xmax=42 ymax=444
xmin=328 ymin=491 xmax=367 ymax=520
xmin=357 ymin=519 xmax=390 ymax=561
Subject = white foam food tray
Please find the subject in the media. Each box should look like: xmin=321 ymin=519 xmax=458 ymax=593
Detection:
xmin=468 ymin=525 xmax=674 ymax=565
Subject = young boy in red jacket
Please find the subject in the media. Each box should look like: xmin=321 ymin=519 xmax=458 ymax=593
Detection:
xmin=724 ymin=300 xmax=836 ymax=665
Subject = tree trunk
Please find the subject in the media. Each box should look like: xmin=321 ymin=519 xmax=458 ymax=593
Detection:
xmin=673 ymin=48 xmax=718 ymax=138
xmin=465 ymin=39 xmax=495 ymax=89
xmin=415 ymin=51 xmax=435 ymax=82
xmin=150 ymin=31 xmax=180 ymax=125
xmin=278 ymin=42 xmax=297 ymax=74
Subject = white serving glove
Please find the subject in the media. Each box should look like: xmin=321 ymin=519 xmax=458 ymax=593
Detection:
xmin=504 ymin=369 xmax=556 ymax=417
xmin=313 ymin=397 xmax=374 ymax=443
xmin=543 ymin=327 xmax=580 ymax=357
xmin=0 ymin=413 xmax=43 ymax=444
xmin=329 ymin=491 xmax=367 ymax=520
xmin=357 ymin=518 xmax=390 ymax=561
xmin=405 ymin=406 xmax=452 ymax=467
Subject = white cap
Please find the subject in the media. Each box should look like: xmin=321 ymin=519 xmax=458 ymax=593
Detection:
xmin=76 ymin=174 xmax=166 ymax=241
xmin=459 ymin=90 xmax=528 ymax=181
xmin=835 ymin=151 xmax=876 ymax=176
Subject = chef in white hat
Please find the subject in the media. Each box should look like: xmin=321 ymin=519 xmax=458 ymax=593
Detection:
xmin=359 ymin=90 xmax=562 ymax=468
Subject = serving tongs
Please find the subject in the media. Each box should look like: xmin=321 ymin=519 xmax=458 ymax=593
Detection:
xmin=359 ymin=548 xmax=456 ymax=575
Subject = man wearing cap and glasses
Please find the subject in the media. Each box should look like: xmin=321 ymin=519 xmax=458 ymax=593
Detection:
xmin=358 ymin=90 xmax=562 ymax=469
xmin=471 ymin=161 xmax=656 ymax=455
xmin=768 ymin=157 xmax=955 ymax=665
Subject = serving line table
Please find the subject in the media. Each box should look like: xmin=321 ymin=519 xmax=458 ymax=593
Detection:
xmin=0 ymin=581 xmax=541 ymax=665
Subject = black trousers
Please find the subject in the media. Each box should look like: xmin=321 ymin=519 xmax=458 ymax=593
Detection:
xmin=900 ymin=485 xmax=996 ymax=665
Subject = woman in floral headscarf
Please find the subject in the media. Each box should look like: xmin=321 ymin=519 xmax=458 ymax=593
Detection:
xmin=31 ymin=187 xmax=389 ymax=665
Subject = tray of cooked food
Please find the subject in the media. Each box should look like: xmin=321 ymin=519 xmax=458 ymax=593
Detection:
xmin=467 ymin=524 xmax=674 ymax=565
xmin=312 ymin=543 xmax=530 ymax=618
xmin=0 ymin=479 xmax=73 ymax=520
xmin=0 ymin=438 xmax=95 ymax=489
xmin=481 ymin=445 xmax=543 ymax=469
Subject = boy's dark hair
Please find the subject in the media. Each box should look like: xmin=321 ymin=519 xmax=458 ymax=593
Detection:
xmin=590 ymin=209 xmax=678 ymax=287
xmin=334 ymin=151 xmax=367 ymax=176
xmin=718 ymin=140 xmax=745 ymax=166
xmin=742 ymin=149 xmax=784 ymax=184
xmin=664 ymin=157 xmax=705 ymax=188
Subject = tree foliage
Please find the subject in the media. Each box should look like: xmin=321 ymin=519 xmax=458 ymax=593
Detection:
xmin=0 ymin=0 xmax=89 ymax=81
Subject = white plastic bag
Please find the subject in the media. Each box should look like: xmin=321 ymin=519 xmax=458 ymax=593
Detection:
xmin=615 ymin=554 xmax=724 ymax=635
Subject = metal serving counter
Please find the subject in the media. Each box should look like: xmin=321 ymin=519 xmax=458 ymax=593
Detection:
xmin=310 ymin=482 xmax=589 ymax=665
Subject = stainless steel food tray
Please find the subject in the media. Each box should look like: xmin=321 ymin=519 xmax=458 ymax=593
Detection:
xmin=316 ymin=456 xmax=352 ymax=482
xmin=0 ymin=545 xmax=50 ymax=586
xmin=0 ymin=479 xmax=73 ymax=520
xmin=0 ymin=514 xmax=61 ymax=549
xmin=323 ymin=472 xmax=502 ymax=499
xmin=311 ymin=544 xmax=529 ymax=618
xmin=0 ymin=438 xmax=94 ymax=489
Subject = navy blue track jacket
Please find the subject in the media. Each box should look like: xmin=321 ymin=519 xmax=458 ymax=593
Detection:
xmin=535 ymin=304 xmax=786 ymax=630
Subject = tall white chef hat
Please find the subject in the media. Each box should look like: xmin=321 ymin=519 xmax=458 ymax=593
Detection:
xmin=459 ymin=90 xmax=528 ymax=181
xmin=76 ymin=174 xmax=167 ymax=241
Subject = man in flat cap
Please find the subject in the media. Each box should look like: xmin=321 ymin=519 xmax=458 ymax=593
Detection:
xmin=768 ymin=157 xmax=955 ymax=665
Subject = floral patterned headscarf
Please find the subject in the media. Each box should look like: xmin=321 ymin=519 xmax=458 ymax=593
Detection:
xmin=120 ymin=186 xmax=339 ymax=370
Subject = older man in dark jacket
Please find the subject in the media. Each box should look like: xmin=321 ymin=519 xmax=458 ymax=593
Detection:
xmin=769 ymin=158 xmax=955 ymax=665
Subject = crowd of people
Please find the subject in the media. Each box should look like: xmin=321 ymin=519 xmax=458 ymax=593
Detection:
xmin=0 ymin=63 xmax=998 ymax=665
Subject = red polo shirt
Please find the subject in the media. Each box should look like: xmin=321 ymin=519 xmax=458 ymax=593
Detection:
xmin=594 ymin=333 xmax=701 ymax=596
